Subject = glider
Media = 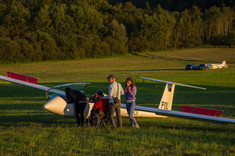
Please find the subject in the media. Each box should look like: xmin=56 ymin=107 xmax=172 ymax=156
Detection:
xmin=210 ymin=61 xmax=228 ymax=69
xmin=0 ymin=74 xmax=234 ymax=125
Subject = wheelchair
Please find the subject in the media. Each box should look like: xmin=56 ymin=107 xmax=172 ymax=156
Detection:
xmin=88 ymin=108 xmax=109 ymax=128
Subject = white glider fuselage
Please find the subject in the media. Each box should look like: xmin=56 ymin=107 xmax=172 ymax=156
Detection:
xmin=43 ymin=96 xmax=161 ymax=118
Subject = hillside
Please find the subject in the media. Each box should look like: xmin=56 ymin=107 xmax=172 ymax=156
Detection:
xmin=0 ymin=0 xmax=234 ymax=63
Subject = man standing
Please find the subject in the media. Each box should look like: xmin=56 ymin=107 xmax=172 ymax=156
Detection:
xmin=104 ymin=74 xmax=124 ymax=128
xmin=65 ymin=87 xmax=87 ymax=127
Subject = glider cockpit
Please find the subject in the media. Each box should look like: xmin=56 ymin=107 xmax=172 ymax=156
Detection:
xmin=46 ymin=82 xmax=91 ymax=99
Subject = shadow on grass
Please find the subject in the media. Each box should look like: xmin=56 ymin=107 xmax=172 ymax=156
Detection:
xmin=0 ymin=113 xmax=234 ymax=132
xmin=0 ymin=114 xmax=75 ymax=127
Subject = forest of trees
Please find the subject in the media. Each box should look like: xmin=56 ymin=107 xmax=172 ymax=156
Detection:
xmin=0 ymin=0 xmax=234 ymax=63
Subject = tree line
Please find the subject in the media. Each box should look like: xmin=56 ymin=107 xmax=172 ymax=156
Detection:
xmin=0 ymin=0 xmax=234 ymax=63
xmin=109 ymin=0 xmax=234 ymax=12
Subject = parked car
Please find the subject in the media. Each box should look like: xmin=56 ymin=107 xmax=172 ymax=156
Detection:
xmin=197 ymin=64 xmax=209 ymax=70
xmin=186 ymin=64 xmax=209 ymax=70
xmin=186 ymin=64 xmax=197 ymax=70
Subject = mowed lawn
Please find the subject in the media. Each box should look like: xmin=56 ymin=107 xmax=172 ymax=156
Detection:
xmin=0 ymin=48 xmax=235 ymax=155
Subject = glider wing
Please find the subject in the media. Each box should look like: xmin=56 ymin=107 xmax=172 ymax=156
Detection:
xmin=125 ymin=104 xmax=235 ymax=125
xmin=0 ymin=75 xmax=65 ymax=96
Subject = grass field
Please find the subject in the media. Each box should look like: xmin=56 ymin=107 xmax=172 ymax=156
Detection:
xmin=0 ymin=48 xmax=235 ymax=155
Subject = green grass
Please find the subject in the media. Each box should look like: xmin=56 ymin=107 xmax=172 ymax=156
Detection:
xmin=0 ymin=48 xmax=235 ymax=155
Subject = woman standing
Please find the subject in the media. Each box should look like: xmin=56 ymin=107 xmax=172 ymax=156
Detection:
xmin=124 ymin=77 xmax=139 ymax=128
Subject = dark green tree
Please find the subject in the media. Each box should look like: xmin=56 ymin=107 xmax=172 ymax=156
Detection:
xmin=37 ymin=31 xmax=62 ymax=60
xmin=50 ymin=3 xmax=74 ymax=35
xmin=203 ymin=6 xmax=222 ymax=43
xmin=0 ymin=37 xmax=22 ymax=63
xmin=4 ymin=0 xmax=30 ymax=39
xmin=105 ymin=19 xmax=128 ymax=55
xmin=34 ymin=4 xmax=52 ymax=33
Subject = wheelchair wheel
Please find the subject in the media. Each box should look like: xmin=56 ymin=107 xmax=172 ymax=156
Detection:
xmin=88 ymin=113 xmax=101 ymax=128
xmin=94 ymin=113 xmax=101 ymax=128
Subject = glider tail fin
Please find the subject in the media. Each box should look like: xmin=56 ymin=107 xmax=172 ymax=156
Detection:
xmin=222 ymin=61 xmax=226 ymax=66
xmin=158 ymin=83 xmax=175 ymax=110
xmin=138 ymin=77 xmax=206 ymax=111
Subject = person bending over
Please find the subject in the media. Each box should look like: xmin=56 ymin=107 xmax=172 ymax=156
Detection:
xmin=65 ymin=87 xmax=87 ymax=127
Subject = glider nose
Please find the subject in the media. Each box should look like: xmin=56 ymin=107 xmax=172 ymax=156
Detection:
xmin=43 ymin=96 xmax=67 ymax=115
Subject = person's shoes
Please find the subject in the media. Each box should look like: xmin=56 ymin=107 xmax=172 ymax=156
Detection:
xmin=134 ymin=124 xmax=140 ymax=129
xmin=130 ymin=125 xmax=134 ymax=128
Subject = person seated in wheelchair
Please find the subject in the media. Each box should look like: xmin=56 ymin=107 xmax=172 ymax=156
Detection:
xmin=89 ymin=89 xmax=109 ymax=126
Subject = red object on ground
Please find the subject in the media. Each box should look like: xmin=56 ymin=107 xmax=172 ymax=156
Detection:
xmin=7 ymin=72 xmax=39 ymax=83
xmin=94 ymin=99 xmax=109 ymax=113
xmin=180 ymin=105 xmax=224 ymax=117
